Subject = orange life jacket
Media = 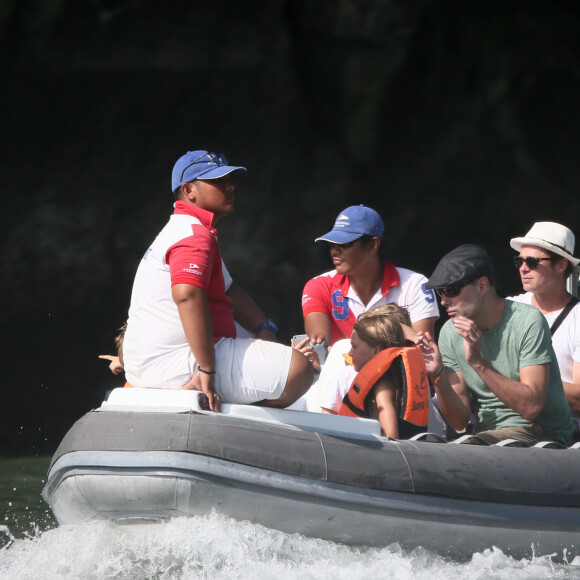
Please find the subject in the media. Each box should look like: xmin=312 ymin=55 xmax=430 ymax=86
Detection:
xmin=339 ymin=346 xmax=429 ymax=427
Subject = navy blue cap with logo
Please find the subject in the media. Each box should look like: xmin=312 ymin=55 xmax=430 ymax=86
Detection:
xmin=315 ymin=205 xmax=385 ymax=244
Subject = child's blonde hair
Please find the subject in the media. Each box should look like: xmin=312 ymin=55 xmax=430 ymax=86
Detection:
xmin=114 ymin=323 xmax=127 ymax=366
xmin=358 ymin=303 xmax=411 ymax=327
xmin=353 ymin=312 xmax=407 ymax=351
xmin=353 ymin=305 xmax=410 ymax=414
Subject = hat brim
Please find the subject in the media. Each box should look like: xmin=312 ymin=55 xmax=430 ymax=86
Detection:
xmin=196 ymin=165 xmax=247 ymax=180
xmin=425 ymin=275 xmax=478 ymax=291
xmin=510 ymin=236 xmax=580 ymax=267
xmin=315 ymin=232 xmax=364 ymax=244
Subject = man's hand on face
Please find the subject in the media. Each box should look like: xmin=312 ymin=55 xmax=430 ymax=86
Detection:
xmin=452 ymin=316 xmax=483 ymax=367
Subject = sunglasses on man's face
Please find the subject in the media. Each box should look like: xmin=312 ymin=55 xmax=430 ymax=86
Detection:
xmin=327 ymin=240 xmax=357 ymax=249
xmin=436 ymin=278 xmax=474 ymax=298
xmin=513 ymin=256 xmax=552 ymax=270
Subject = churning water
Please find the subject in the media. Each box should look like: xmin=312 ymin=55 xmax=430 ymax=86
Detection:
xmin=1 ymin=457 xmax=580 ymax=579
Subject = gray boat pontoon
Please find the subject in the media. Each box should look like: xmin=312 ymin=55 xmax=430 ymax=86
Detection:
xmin=42 ymin=388 xmax=580 ymax=561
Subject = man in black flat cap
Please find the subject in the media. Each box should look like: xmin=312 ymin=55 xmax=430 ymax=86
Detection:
xmin=416 ymin=244 xmax=573 ymax=446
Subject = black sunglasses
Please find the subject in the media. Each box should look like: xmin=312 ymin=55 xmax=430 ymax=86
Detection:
xmin=436 ymin=278 xmax=475 ymax=298
xmin=327 ymin=240 xmax=358 ymax=249
xmin=513 ymin=256 xmax=552 ymax=270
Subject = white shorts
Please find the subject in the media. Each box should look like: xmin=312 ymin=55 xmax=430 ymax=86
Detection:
xmin=213 ymin=337 xmax=292 ymax=403
xmin=125 ymin=337 xmax=292 ymax=404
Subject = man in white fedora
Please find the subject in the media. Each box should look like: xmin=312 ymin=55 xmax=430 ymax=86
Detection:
xmin=509 ymin=222 xmax=580 ymax=432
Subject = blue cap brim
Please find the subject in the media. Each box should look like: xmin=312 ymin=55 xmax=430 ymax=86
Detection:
xmin=315 ymin=232 xmax=363 ymax=244
xmin=195 ymin=165 xmax=247 ymax=180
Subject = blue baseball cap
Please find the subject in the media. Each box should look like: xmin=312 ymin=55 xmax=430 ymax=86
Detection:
xmin=315 ymin=205 xmax=384 ymax=244
xmin=171 ymin=150 xmax=247 ymax=192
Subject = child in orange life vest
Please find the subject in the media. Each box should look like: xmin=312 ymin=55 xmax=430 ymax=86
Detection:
xmin=338 ymin=313 xmax=429 ymax=439
xmin=321 ymin=304 xmax=416 ymax=415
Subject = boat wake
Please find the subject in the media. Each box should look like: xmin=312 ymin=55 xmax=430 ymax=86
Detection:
xmin=1 ymin=512 xmax=579 ymax=579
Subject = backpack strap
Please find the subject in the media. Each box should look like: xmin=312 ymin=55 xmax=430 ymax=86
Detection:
xmin=550 ymin=296 xmax=580 ymax=336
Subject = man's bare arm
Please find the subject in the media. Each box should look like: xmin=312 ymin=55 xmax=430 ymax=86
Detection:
xmin=453 ymin=315 xmax=549 ymax=421
xmin=411 ymin=316 xmax=437 ymax=337
xmin=304 ymin=311 xmax=332 ymax=345
xmin=434 ymin=370 xmax=473 ymax=431
xmin=227 ymin=281 xmax=276 ymax=341
xmin=560 ymin=359 xmax=580 ymax=415
xmin=470 ymin=361 xmax=548 ymax=421
xmin=415 ymin=331 xmax=472 ymax=431
xmin=172 ymin=283 xmax=219 ymax=410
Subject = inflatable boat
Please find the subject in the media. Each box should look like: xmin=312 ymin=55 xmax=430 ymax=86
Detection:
xmin=42 ymin=387 xmax=580 ymax=561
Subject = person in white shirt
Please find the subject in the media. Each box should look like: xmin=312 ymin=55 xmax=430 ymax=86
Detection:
xmin=508 ymin=222 xmax=580 ymax=430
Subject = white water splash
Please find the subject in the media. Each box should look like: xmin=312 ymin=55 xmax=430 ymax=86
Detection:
xmin=1 ymin=513 xmax=579 ymax=580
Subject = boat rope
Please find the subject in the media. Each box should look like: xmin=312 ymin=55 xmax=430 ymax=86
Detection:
xmin=314 ymin=432 xmax=329 ymax=481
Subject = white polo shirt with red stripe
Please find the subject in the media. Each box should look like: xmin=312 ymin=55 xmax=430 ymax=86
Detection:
xmin=123 ymin=202 xmax=236 ymax=387
xmin=123 ymin=202 xmax=293 ymax=402
xmin=301 ymin=261 xmax=439 ymax=344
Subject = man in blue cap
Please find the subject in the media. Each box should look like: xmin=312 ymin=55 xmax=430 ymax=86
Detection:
xmin=417 ymin=243 xmax=573 ymax=446
xmin=122 ymin=150 xmax=313 ymax=410
xmin=302 ymin=205 xmax=438 ymax=346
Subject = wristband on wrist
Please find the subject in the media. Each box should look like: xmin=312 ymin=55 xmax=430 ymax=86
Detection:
xmin=429 ymin=365 xmax=446 ymax=384
xmin=255 ymin=318 xmax=278 ymax=335
xmin=196 ymin=364 xmax=216 ymax=376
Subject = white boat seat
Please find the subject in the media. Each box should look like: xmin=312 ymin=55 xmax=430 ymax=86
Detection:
xmin=99 ymin=387 xmax=382 ymax=438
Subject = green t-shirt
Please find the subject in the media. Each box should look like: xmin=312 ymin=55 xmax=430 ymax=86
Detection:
xmin=439 ymin=300 xmax=573 ymax=445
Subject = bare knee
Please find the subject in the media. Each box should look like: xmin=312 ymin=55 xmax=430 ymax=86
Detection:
xmin=260 ymin=350 xmax=313 ymax=408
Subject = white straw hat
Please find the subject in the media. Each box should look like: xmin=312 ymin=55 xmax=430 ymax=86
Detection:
xmin=510 ymin=222 xmax=579 ymax=267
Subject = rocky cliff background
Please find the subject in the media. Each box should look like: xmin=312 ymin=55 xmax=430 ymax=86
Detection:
xmin=1 ymin=0 xmax=579 ymax=453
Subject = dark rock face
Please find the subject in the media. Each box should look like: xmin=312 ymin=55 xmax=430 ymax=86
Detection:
xmin=1 ymin=0 xmax=579 ymax=452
